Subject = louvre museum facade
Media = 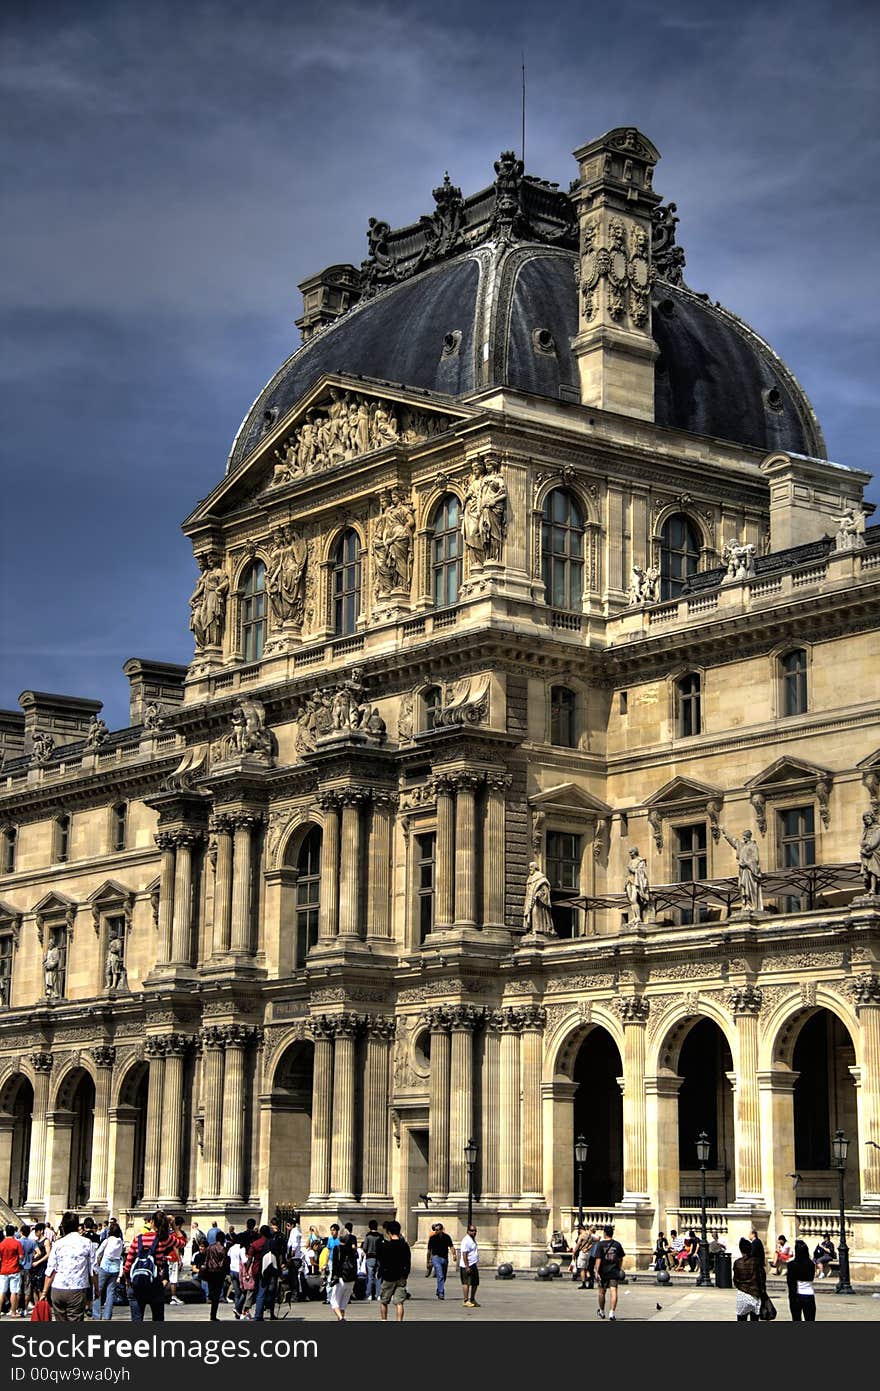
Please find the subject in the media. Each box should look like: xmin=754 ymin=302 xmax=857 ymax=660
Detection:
xmin=1 ymin=126 xmax=879 ymax=1275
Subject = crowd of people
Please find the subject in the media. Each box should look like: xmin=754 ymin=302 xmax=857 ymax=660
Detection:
xmin=0 ymin=1209 xmax=489 ymax=1324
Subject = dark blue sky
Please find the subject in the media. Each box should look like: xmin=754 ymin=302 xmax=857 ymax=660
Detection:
xmin=2 ymin=0 xmax=878 ymax=731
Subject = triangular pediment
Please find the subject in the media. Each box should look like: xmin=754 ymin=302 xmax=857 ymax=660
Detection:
xmin=646 ymin=776 xmax=723 ymax=809
xmin=0 ymin=901 xmax=22 ymax=923
xmin=32 ymin=889 xmax=76 ymax=918
xmin=185 ymin=373 xmax=474 ymax=527
xmin=857 ymin=749 xmax=880 ymax=771
xmin=747 ymin=757 xmax=831 ymax=790
xmin=529 ymin=782 xmax=612 ymax=818
xmin=87 ymin=880 xmax=134 ymax=909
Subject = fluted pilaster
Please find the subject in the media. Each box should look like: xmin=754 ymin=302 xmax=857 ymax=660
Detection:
xmin=199 ymin=1026 xmax=226 ymax=1199
xmin=143 ymin=1039 xmax=166 ymax=1204
xmin=26 ymin=1054 xmax=52 ymax=1208
xmin=617 ymin=997 xmax=650 ymax=1199
xmin=220 ymin=1025 xmax=258 ymax=1200
xmin=171 ymin=830 xmax=202 ymax=965
xmin=481 ymin=1013 xmax=502 ymax=1196
xmin=427 ymin=1007 xmax=451 ymax=1197
xmin=433 ymin=776 xmax=455 ymax=930
xmin=448 ymin=1005 xmax=481 ymax=1193
xmin=154 ymin=834 xmax=176 ymax=963
xmin=308 ymin=1017 xmax=334 ymax=1198
xmin=231 ymin=814 xmax=261 ymax=953
xmin=362 ymin=1016 xmax=395 ymax=1198
xmin=851 ymin=975 xmax=880 ymax=1199
xmin=157 ymin=1035 xmax=188 ymax=1205
xmin=499 ymin=1009 xmax=523 ymax=1197
xmin=317 ymin=794 xmax=340 ymax=940
xmin=367 ymin=793 xmax=396 ymax=938
xmin=452 ymin=773 xmax=481 ymax=929
xmin=87 ymin=1047 xmax=115 ymax=1206
xmin=483 ymin=773 xmax=510 ymax=930
xmin=329 ymin=1013 xmax=359 ymax=1197
xmin=339 ymin=791 xmax=368 ymax=937
xmin=519 ymin=1005 xmax=546 ymax=1197
xmin=730 ymin=987 xmax=763 ymax=1200
xmin=210 ymin=815 xmax=234 ymax=954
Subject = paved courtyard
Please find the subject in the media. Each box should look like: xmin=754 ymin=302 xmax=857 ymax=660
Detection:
xmin=151 ymin=1273 xmax=880 ymax=1323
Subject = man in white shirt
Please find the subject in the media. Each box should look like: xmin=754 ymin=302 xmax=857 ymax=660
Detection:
xmin=227 ymin=1238 xmax=246 ymax=1318
xmin=43 ymin=1213 xmax=99 ymax=1322
xmin=459 ymin=1225 xmax=479 ymax=1308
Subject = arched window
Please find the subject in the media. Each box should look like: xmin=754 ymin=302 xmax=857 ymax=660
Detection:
xmin=677 ymin=673 xmax=702 ymax=737
xmin=332 ymin=530 xmax=361 ymax=636
xmin=781 ymin=649 xmax=808 ymax=716
xmin=111 ymin=803 xmax=127 ymax=853
xmin=550 ymin=686 xmax=577 ymax=748
xmin=241 ymin=560 xmax=267 ymax=662
xmin=431 ymin=494 xmax=462 ymax=607
xmin=295 ymin=826 xmax=322 ymax=966
xmin=659 ymin=514 xmax=701 ymax=600
xmin=542 ymin=489 xmax=584 ymax=611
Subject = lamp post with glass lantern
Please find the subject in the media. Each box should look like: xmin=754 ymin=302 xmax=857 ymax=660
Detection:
xmin=695 ymin=1131 xmax=711 ymax=1286
xmin=831 ymin=1130 xmax=853 ymax=1294
xmin=464 ymin=1137 xmax=479 ymax=1229
xmin=574 ymin=1135 xmax=589 ymax=1227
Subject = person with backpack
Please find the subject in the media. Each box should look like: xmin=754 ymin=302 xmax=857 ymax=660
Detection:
xmin=202 ymin=1235 xmax=230 ymax=1321
xmin=592 ymin=1224 xmax=626 ymax=1321
xmin=122 ymin=1210 xmax=180 ymax=1322
xmin=247 ymin=1225 xmax=279 ymax=1321
xmin=328 ymin=1230 xmax=358 ymax=1321
xmin=93 ymin=1219 xmax=125 ymax=1320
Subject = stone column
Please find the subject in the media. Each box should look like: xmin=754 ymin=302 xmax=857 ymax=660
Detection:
xmin=143 ymin=1039 xmax=166 ymax=1205
xmin=317 ymin=794 xmax=340 ymax=940
xmin=730 ymin=986 xmax=764 ymax=1202
xmin=427 ymin=1008 xmax=451 ymax=1197
xmin=448 ymin=1005 xmax=480 ymax=1194
xmin=171 ymin=830 xmax=200 ymax=966
xmin=452 ymin=773 xmax=481 ymax=929
xmin=367 ymin=793 xmax=396 ymax=939
xmin=433 ymin=775 xmax=455 ymax=931
xmin=220 ymin=1025 xmax=254 ymax=1201
xmin=329 ymin=1013 xmax=359 ymax=1199
xmin=480 ymin=1013 xmax=503 ymax=1196
xmin=86 ymin=1046 xmax=116 ymax=1207
xmin=852 ymin=975 xmax=880 ymax=1201
xmin=210 ymin=815 xmax=234 ymax=955
xmin=339 ymin=791 xmax=368 ymax=937
xmin=154 ymin=834 xmax=176 ymax=963
xmin=361 ymin=1016 xmax=395 ymax=1200
xmin=499 ymin=1009 xmax=523 ymax=1198
xmin=158 ymin=1035 xmax=188 ymax=1207
xmin=483 ymin=773 xmax=510 ymax=931
xmin=231 ymin=814 xmax=260 ymax=953
xmin=308 ymin=1018 xmax=334 ymax=1199
xmin=618 ymin=997 xmax=650 ymax=1200
xmin=520 ymin=1005 xmax=546 ymax=1198
xmin=646 ymin=1074 xmax=683 ymax=1232
xmin=199 ymin=1027 xmax=226 ymax=1199
xmin=26 ymin=1053 xmax=53 ymax=1210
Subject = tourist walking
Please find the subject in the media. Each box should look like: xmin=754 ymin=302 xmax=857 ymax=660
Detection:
xmin=733 ymin=1236 xmax=765 ymax=1321
xmin=43 ymin=1213 xmax=99 ymax=1322
xmin=572 ymin=1226 xmax=593 ymax=1290
xmin=593 ymin=1224 xmax=625 ymax=1321
xmin=459 ymin=1225 xmax=480 ymax=1308
xmin=0 ymin=1223 xmax=25 ymax=1319
xmin=29 ymin=1225 xmax=50 ymax=1305
xmin=427 ymin=1222 xmax=455 ymax=1300
xmin=123 ymin=1210 xmax=182 ymax=1322
xmin=328 ymin=1231 xmax=358 ymax=1321
xmin=376 ymin=1220 xmax=411 ymax=1322
xmin=203 ymin=1234 xmax=230 ymax=1320
xmin=362 ymin=1220 xmax=382 ymax=1301
xmin=786 ymin=1240 xmax=817 ymax=1321
xmin=227 ymin=1235 xmax=246 ymax=1318
xmin=93 ymin=1219 xmax=125 ymax=1320
xmin=249 ymin=1225 xmax=280 ymax=1321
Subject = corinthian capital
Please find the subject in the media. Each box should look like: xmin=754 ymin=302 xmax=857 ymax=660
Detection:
xmin=519 ymin=1003 xmax=547 ymax=1032
xmin=449 ymin=770 xmax=483 ymax=793
xmin=365 ymin=1014 xmax=397 ymax=1041
xmin=423 ymin=1005 xmax=452 ymax=1033
xmin=30 ymin=1051 xmax=53 ymax=1074
xmin=208 ymin=814 xmax=235 ymax=835
xmin=448 ymin=1003 xmax=483 ymax=1032
xmin=90 ymin=1046 xmax=117 ymax=1069
xmin=848 ymin=973 xmax=880 ymax=1009
xmin=616 ymin=996 xmax=650 ymax=1024
xmin=199 ymin=1025 xmax=228 ymax=1051
xmin=729 ymin=985 xmax=763 ymax=1015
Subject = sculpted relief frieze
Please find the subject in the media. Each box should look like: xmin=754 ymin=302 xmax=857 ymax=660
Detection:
xmin=267 ymin=389 xmax=453 ymax=488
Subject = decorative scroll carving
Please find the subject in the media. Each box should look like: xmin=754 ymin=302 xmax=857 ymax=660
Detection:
xmin=749 ymin=792 xmax=767 ymax=836
xmin=30 ymin=733 xmax=55 ymax=767
xmin=433 ymin=674 xmax=490 ymax=728
xmin=30 ymin=1052 xmax=53 ymax=1074
xmin=646 ymin=810 xmax=663 ymax=852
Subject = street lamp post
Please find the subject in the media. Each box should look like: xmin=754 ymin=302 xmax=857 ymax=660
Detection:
xmin=831 ymin=1130 xmax=853 ymax=1295
xmin=574 ymin=1135 xmax=589 ymax=1227
xmin=695 ymin=1132 xmax=711 ymax=1287
xmin=464 ymin=1137 xmax=479 ymax=1229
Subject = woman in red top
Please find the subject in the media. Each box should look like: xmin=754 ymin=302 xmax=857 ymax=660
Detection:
xmin=122 ymin=1211 xmax=184 ymax=1322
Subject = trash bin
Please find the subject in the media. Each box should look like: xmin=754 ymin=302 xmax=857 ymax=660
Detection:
xmin=714 ymin=1252 xmax=732 ymax=1289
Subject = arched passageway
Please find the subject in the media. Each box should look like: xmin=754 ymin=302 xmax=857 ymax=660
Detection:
xmin=67 ymin=1073 xmax=95 ymax=1210
xmin=267 ymin=1040 xmax=314 ymax=1213
xmin=677 ymin=1018 xmax=734 ymax=1207
xmin=0 ymin=1075 xmax=33 ymax=1209
xmin=572 ymin=1027 xmax=623 ymax=1208
xmin=792 ymin=1009 xmax=859 ymax=1206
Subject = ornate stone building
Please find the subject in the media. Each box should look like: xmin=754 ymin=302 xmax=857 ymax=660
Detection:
xmin=1 ymin=127 xmax=879 ymax=1274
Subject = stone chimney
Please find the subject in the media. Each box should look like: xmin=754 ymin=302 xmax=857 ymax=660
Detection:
xmin=122 ymin=658 xmax=188 ymax=728
xmin=570 ymin=127 xmax=662 ymax=421
xmin=18 ymin=691 xmax=103 ymax=754
xmin=296 ymin=264 xmax=361 ymax=342
xmin=760 ymin=452 xmax=872 ymax=550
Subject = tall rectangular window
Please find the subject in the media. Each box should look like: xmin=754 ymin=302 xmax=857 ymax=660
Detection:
xmin=111 ymin=804 xmax=127 ymax=853
xmin=416 ymin=832 xmax=436 ymax=943
xmin=546 ymin=830 xmax=581 ymax=939
xmin=56 ymin=816 xmax=71 ymax=864
xmin=0 ymin=935 xmax=12 ymax=1006
xmin=675 ymin=822 xmax=708 ymax=924
xmin=0 ymin=828 xmax=15 ymax=876
xmin=295 ymin=831 xmax=321 ymax=967
xmin=677 ymin=674 xmax=702 ymax=737
xmin=778 ymin=804 xmax=816 ymax=911
xmin=549 ymin=686 xmax=577 ymax=748
xmin=781 ymin=650 xmax=808 ymax=717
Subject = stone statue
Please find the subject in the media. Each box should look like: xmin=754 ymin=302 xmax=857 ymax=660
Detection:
xmin=629 ymin=563 xmax=660 ymax=606
xmin=722 ymin=540 xmax=756 ymax=583
xmin=143 ymin=702 xmax=165 ymax=731
xmin=523 ymin=861 xmax=556 ymax=936
xmin=461 ymin=459 xmax=508 ymax=566
xmin=30 ymin=732 xmax=55 ymax=766
xmin=266 ymin=526 xmax=308 ymax=626
xmin=104 ymin=934 xmax=127 ymax=992
xmin=644 ymin=565 xmax=661 ymax=602
xmin=189 ymin=552 xmax=229 ymax=650
xmin=43 ymin=942 xmax=61 ymax=1000
xmin=85 ymin=715 xmax=110 ymax=749
xmin=721 ymin=826 xmax=763 ymax=913
xmin=624 ymin=847 xmax=651 ymax=925
xmin=227 ymin=698 xmax=272 ymax=758
xmin=373 ymin=487 xmax=415 ymax=595
xmin=860 ymin=810 xmax=880 ymax=897
xmin=834 ymin=505 xmax=866 ymax=553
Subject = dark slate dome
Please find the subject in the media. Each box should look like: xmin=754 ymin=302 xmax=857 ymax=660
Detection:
xmin=228 ymin=238 xmax=823 ymax=472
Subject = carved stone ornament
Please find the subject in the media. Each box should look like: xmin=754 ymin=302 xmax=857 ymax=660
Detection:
xmin=372 ymin=487 xmax=415 ymax=598
xmin=268 ymin=387 xmax=452 ymax=487
xmin=460 ymin=458 xmax=507 ymax=568
xmin=30 ymin=1051 xmax=53 ymax=1074
xmin=833 ymin=505 xmax=867 ymax=553
xmin=721 ymin=540 xmax=756 ymax=584
xmin=651 ymin=202 xmax=687 ymax=286
xmin=846 ymin=973 xmax=880 ymax=1009
xmin=143 ymin=702 xmax=166 ymax=731
xmin=84 ymin=715 xmax=110 ymax=750
xmin=729 ymin=985 xmax=763 ymax=1015
xmin=221 ymin=698 xmax=274 ymax=762
xmin=749 ymin=791 xmax=767 ymax=836
xmin=616 ymin=996 xmax=650 ymax=1023
xmin=580 ymin=217 xmax=650 ymax=327
xmin=30 ymin=733 xmax=56 ymax=767
xmin=264 ymin=525 xmax=308 ymax=631
xmin=628 ymin=564 xmax=660 ymax=607
xmin=90 ymin=1046 xmax=116 ymax=1069
xmin=860 ymin=810 xmax=880 ymax=897
xmin=647 ymin=809 xmax=663 ymax=852
xmin=295 ymin=667 xmax=385 ymax=752
xmin=189 ymin=551 xmax=229 ymax=652
xmin=433 ymin=674 xmax=490 ymax=728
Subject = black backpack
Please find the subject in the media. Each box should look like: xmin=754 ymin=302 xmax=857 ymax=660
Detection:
xmin=338 ymin=1243 xmax=358 ymax=1282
